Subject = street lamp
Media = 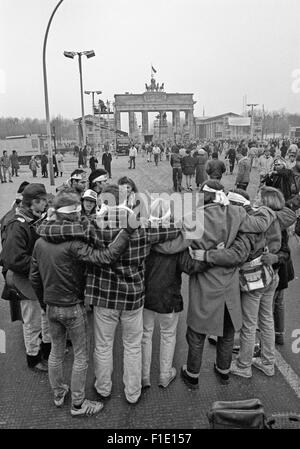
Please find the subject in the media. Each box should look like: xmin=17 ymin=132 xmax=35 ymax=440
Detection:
xmin=247 ymin=103 xmax=259 ymax=139
xmin=43 ymin=0 xmax=64 ymax=186
xmin=63 ymin=50 xmax=96 ymax=147
xmin=84 ymin=90 xmax=102 ymax=114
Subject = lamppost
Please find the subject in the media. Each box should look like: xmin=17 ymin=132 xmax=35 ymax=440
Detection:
xmin=106 ymin=100 xmax=110 ymax=145
xmin=43 ymin=0 xmax=64 ymax=186
xmin=84 ymin=90 xmax=102 ymax=114
xmin=247 ymin=103 xmax=259 ymax=139
xmin=64 ymin=50 xmax=96 ymax=147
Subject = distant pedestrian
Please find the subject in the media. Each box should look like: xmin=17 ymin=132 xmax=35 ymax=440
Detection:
xmin=152 ymin=144 xmax=161 ymax=167
xmin=102 ymin=147 xmax=112 ymax=178
xmin=181 ymin=149 xmax=196 ymax=190
xmin=146 ymin=143 xmax=152 ymax=162
xmin=170 ymin=147 xmax=182 ymax=192
xmin=10 ymin=150 xmax=20 ymax=177
xmin=227 ymin=144 xmax=236 ymax=174
xmin=235 ymin=148 xmax=251 ymax=190
xmin=41 ymin=153 xmax=48 ymax=178
xmin=29 ymin=156 xmax=39 ymax=178
xmin=206 ymin=152 xmax=226 ymax=181
xmin=82 ymin=145 xmax=88 ymax=168
xmin=89 ymin=154 xmax=98 ymax=172
xmin=1 ymin=150 xmax=13 ymax=183
xmin=194 ymin=148 xmax=208 ymax=188
xmin=53 ymin=153 xmax=59 ymax=177
xmin=128 ymin=145 xmax=137 ymax=169
xmin=56 ymin=151 xmax=64 ymax=177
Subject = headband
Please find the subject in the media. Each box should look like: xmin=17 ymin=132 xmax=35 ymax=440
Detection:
xmin=202 ymin=185 xmax=229 ymax=206
xmin=92 ymin=174 xmax=108 ymax=183
xmin=227 ymin=191 xmax=250 ymax=206
xmin=56 ymin=204 xmax=82 ymax=214
xmin=70 ymin=174 xmax=84 ymax=180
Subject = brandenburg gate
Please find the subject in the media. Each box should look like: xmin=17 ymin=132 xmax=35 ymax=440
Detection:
xmin=114 ymin=76 xmax=196 ymax=141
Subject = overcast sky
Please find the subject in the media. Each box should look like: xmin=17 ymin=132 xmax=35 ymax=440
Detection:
xmin=1 ymin=0 xmax=300 ymax=122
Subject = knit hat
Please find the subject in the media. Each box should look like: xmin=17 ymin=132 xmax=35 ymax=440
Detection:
xmin=82 ymin=189 xmax=97 ymax=201
xmin=22 ymin=183 xmax=48 ymax=202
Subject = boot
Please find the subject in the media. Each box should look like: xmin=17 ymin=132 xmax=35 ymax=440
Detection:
xmin=26 ymin=351 xmax=48 ymax=372
xmin=40 ymin=341 xmax=51 ymax=360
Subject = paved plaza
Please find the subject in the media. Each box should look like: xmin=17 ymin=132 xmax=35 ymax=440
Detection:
xmin=0 ymin=153 xmax=300 ymax=429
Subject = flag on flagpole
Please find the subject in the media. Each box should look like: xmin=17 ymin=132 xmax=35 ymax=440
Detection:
xmin=151 ymin=65 xmax=157 ymax=74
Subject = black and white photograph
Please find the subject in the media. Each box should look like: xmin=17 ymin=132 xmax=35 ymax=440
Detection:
xmin=1 ymin=0 xmax=300 ymax=435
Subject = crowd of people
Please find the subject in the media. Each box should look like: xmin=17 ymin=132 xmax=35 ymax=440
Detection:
xmin=0 ymin=137 xmax=300 ymax=418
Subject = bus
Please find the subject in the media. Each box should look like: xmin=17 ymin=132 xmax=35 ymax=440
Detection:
xmin=0 ymin=134 xmax=47 ymax=164
xmin=290 ymin=127 xmax=300 ymax=139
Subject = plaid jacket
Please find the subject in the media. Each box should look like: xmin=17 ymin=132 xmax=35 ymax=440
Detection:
xmin=37 ymin=218 xmax=180 ymax=310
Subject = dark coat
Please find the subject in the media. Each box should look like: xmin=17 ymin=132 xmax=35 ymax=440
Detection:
xmin=227 ymin=148 xmax=236 ymax=162
xmin=144 ymin=248 xmax=207 ymax=314
xmin=181 ymin=155 xmax=196 ymax=176
xmin=89 ymin=156 xmax=98 ymax=172
xmin=41 ymin=154 xmax=48 ymax=167
xmin=265 ymin=168 xmax=296 ymax=200
xmin=78 ymin=150 xmax=84 ymax=165
xmin=0 ymin=208 xmax=41 ymax=303
xmin=102 ymin=152 xmax=112 ymax=169
xmin=194 ymin=152 xmax=208 ymax=185
xmin=274 ymin=229 xmax=294 ymax=291
xmin=206 ymin=159 xmax=226 ymax=179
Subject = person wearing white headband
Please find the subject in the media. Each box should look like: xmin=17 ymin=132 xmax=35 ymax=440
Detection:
xmin=227 ymin=190 xmax=251 ymax=207
xmin=68 ymin=169 xmax=87 ymax=197
xmin=88 ymin=168 xmax=108 ymax=195
xmin=155 ymin=179 xmax=279 ymax=388
xmin=31 ymin=189 xmax=131 ymax=416
xmin=202 ymin=183 xmax=229 ymax=206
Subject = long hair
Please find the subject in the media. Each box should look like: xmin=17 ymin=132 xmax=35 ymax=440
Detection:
xmin=260 ymin=186 xmax=285 ymax=211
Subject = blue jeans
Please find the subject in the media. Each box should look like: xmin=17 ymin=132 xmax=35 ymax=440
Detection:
xmin=237 ymin=273 xmax=279 ymax=368
xmin=93 ymin=306 xmax=143 ymax=403
xmin=273 ymin=289 xmax=285 ymax=335
xmin=186 ymin=305 xmax=235 ymax=375
xmin=47 ymin=303 xmax=89 ymax=406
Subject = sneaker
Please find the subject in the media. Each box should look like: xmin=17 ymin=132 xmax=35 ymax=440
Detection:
xmin=252 ymin=358 xmax=275 ymax=376
xmin=213 ymin=363 xmax=230 ymax=385
xmin=159 ymin=367 xmax=177 ymax=388
xmin=71 ymin=399 xmax=104 ymax=417
xmin=54 ymin=385 xmax=69 ymax=407
xmin=33 ymin=361 xmax=48 ymax=372
xmin=180 ymin=365 xmax=199 ymax=390
xmin=126 ymin=394 xmax=141 ymax=405
xmin=230 ymin=360 xmax=252 ymax=378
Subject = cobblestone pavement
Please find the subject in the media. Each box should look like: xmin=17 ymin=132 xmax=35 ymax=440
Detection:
xmin=0 ymin=153 xmax=300 ymax=428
